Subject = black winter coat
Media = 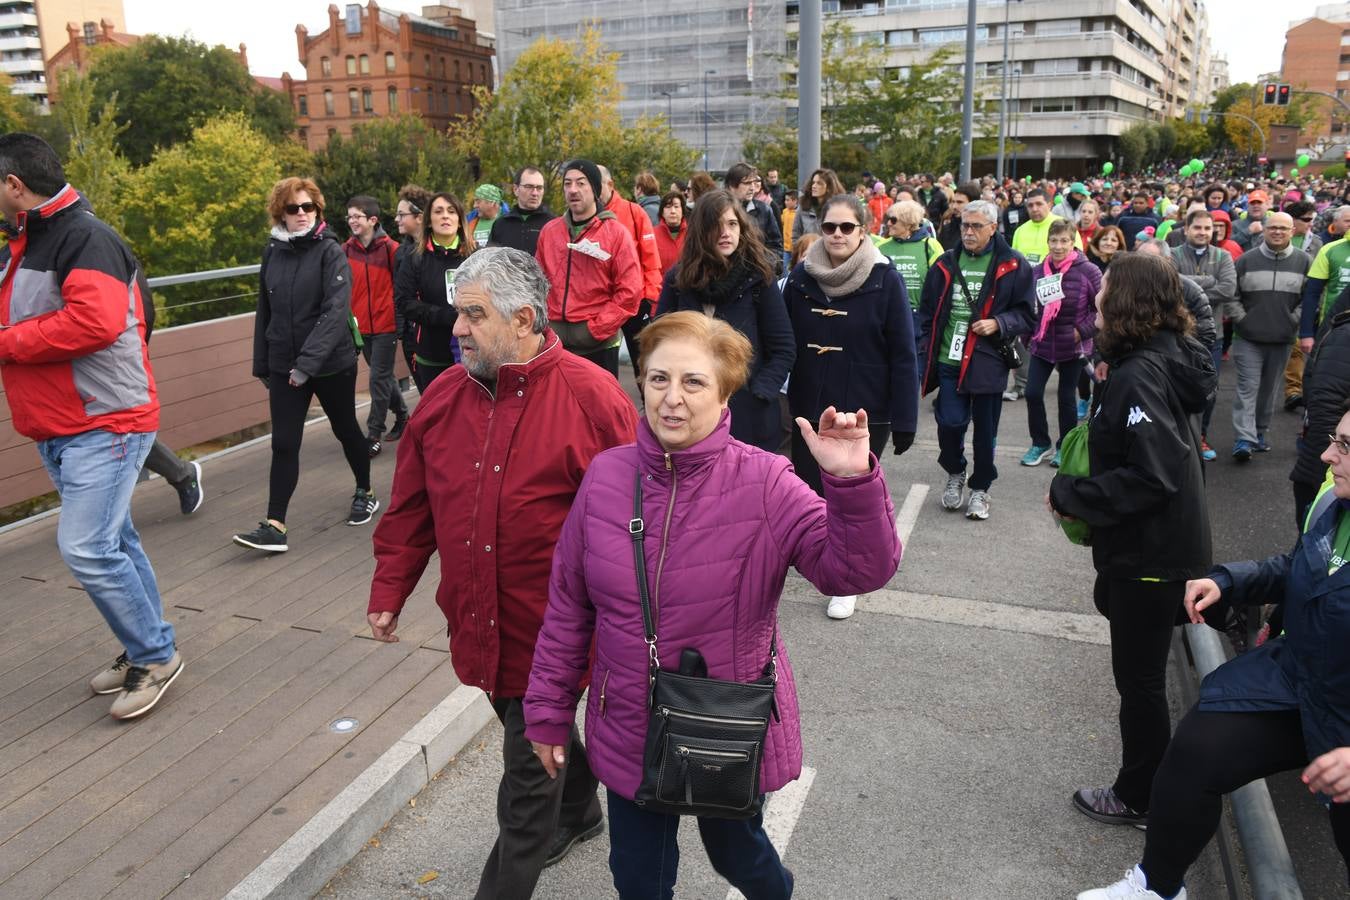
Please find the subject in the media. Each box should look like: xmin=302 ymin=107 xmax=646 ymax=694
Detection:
xmin=655 ymin=265 xmax=796 ymax=450
xmin=488 ymin=207 xmax=556 ymax=256
xmin=1292 ymin=300 xmax=1350 ymax=486
xmin=396 ymin=239 xmax=467 ymax=366
xmin=253 ymin=223 xmax=357 ymax=378
xmin=1050 ymin=330 xmax=1216 ymax=580
xmin=783 ymin=255 xmax=919 ymax=437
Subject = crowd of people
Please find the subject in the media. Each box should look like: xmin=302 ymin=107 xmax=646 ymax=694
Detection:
xmin=3 ymin=125 xmax=1350 ymax=899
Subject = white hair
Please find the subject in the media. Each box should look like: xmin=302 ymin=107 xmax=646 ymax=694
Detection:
xmin=454 ymin=247 xmax=550 ymax=334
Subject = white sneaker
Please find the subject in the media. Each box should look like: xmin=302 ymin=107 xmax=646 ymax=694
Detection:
xmin=1077 ymin=866 xmax=1186 ymax=900
xmin=940 ymin=472 xmax=966 ymax=510
xmin=966 ymin=490 xmax=990 ymax=520
xmin=826 ymin=596 xmax=857 ymax=619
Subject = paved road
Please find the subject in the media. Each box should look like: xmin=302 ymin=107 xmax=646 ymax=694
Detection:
xmin=319 ymin=360 xmax=1331 ymax=900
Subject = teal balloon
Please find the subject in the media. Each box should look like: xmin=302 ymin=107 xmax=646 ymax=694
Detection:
xmin=1104 ymin=181 xmax=1113 ymax=189
xmin=1298 ymin=153 xmax=1311 ymax=168
xmin=1102 ymin=162 xmax=1114 ymax=174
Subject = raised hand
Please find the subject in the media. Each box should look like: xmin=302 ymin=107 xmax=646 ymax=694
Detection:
xmin=795 ymin=407 xmax=870 ymax=478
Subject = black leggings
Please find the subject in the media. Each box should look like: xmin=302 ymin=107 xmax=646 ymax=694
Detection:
xmin=1141 ymin=706 xmax=1350 ymax=897
xmin=266 ymin=367 xmax=369 ymax=523
xmin=1093 ymin=576 xmax=1189 ymax=812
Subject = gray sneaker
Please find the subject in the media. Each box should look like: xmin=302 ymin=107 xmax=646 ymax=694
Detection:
xmin=90 ymin=652 xmax=131 ymax=695
xmin=941 ymin=472 xmax=966 ymax=510
xmin=966 ymin=490 xmax=991 ymax=520
xmin=110 ymin=652 xmax=184 ymax=720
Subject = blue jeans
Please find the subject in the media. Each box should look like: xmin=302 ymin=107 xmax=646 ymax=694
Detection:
xmin=934 ymin=364 xmax=1003 ymax=491
xmin=37 ymin=430 xmax=175 ymax=665
xmin=607 ymin=790 xmax=793 ymax=900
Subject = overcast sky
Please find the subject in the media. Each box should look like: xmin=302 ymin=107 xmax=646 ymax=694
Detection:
xmin=126 ymin=0 xmax=1328 ymax=86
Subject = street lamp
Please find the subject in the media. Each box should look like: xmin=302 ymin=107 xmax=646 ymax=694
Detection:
xmin=1010 ymin=66 xmax=1022 ymax=181
xmin=660 ymin=90 xmax=673 ymax=136
xmin=996 ymin=0 xmax=1023 ymax=181
xmin=703 ymin=69 xmax=716 ymax=171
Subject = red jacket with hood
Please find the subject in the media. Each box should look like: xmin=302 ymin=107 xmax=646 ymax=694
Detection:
xmin=535 ymin=211 xmax=644 ymax=342
xmin=1211 ymin=210 xmax=1243 ymax=262
xmin=344 ymin=228 xmax=399 ymax=334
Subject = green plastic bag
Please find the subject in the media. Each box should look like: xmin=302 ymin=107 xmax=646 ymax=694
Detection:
xmin=1056 ymin=421 xmax=1092 ymax=546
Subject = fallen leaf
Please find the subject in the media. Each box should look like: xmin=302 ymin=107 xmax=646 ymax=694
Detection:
xmin=417 ymin=871 xmax=439 ymax=885
xmin=367 ymin=838 xmax=380 ymax=848
xmin=408 ymin=798 xmax=416 ymax=808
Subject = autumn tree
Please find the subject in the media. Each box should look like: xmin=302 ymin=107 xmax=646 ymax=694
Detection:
xmin=449 ymin=28 xmax=697 ymax=211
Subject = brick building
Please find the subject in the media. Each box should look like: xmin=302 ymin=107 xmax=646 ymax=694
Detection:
xmin=1281 ymin=5 xmax=1350 ymax=145
xmin=43 ymin=18 xmax=138 ymax=104
xmin=288 ymin=2 xmax=495 ymax=151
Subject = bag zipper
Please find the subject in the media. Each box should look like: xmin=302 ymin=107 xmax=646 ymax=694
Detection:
xmin=677 ymin=745 xmax=749 ymax=760
xmin=660 ymin=706 xmax=766 ymax=727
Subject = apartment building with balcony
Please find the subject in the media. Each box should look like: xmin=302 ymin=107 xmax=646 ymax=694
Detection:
xmin=494 ymin=0 xmax=788 ymax=173
xmin=0 ymin=0 xmax=47 ymax=108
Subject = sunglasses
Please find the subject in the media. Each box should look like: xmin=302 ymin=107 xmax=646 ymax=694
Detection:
xmin=821 ymin=221 xmax=859 ymax=235
xmin=285 ymin=202 xmax=318 ymax=215
xmin=1299 ymin=216 xmax=1316 ymax=222
xmin=885 ymin=216 xmax=900 ymax=225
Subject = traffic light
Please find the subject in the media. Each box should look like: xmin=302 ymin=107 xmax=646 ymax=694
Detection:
xmin=1264 ymin=83 xmax=1277 ymax=104
xmin=1278 ymin=84 xmax=1291 ymax=106
xmin=1344 ymin=148 xmax=1350 ymax=165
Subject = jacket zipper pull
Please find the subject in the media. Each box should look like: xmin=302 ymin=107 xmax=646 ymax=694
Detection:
xmin=664 ymin=452 xmax=672 ymax=472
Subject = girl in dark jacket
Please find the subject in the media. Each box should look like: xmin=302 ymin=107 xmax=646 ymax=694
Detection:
xmin=392 ymin=184 xmax=430 ymax=389
xmin=1292 ymin=293 xmax=1350 ymax=526
xmin=396 ymin=191 xmax=475 ymax=392
xmin=656 ymin=189 xmax=795 ymax=452
xmin=1021 ymin=219 xmax=1101 ymax=467
xmin=1079 ymin=405 xmax=1350 ymax=899
xmin=1049 ymin=253 xmax=1216 ymax=835
xmin=234 ymin=177 xmax=376 ymax=554
xmin=784 ymin=193 xmax=917 ymax=620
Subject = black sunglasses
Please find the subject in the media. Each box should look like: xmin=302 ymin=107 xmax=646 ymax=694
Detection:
xmin=1299 ymin=216 xmax=1316 ymax=222
xmin=284 ymin=202 xmax=318 ymax=215
xmin=885 ymin=216 xmax=900 ymax=225
xmin=821 ymin=221 xmax=859 ymax=235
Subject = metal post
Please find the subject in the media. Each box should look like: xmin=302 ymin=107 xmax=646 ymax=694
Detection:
xmin=1010 ymin=68 xmax=1021 ymax=181
xmin=797 ymin=0 xmax=822 ymax=192
xmin=996 ymin=0 xmax=1012 ymax=182
xmin=661 ymin=91 xmax=672 ymax=135
xmin=703 ymin=71 xmax=711 ymax=170
xmin=960 ymin=0 xmax=977 ymax=181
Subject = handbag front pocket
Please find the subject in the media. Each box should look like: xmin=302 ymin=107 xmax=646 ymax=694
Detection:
xmin=655 ymin=734 xmax=761 ymax=813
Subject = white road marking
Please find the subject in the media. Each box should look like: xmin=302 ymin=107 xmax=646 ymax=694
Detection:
xmin=725 ymin=765 xmax=817 ymax=900
xmin=895 ymin=483 xmax=928 ymax=548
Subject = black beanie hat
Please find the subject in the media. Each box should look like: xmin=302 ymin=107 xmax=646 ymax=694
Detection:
xmin=562 ymin=159 xmax=602 ymax=202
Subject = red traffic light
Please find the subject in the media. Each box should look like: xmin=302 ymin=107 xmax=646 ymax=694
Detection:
xmin=1278 ymin=84 xmax=1291 ymax=106
xmin=1264 ymin=83 xmax=1278 ymax=104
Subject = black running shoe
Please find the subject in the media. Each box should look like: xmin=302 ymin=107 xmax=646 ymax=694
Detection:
xmin=175 ymin=461 xmax=204 ymax=515
xmin=233 ymin=521 xmax=288 ymax=552
xmin=348 ymin=489 xmax=379 ymax=526
xmin=367 ymin=438 xmax=382 ymax=458
xmin=388 ymin=414 xmax=408 ymax=441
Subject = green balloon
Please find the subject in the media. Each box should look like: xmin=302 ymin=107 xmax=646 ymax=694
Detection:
xmin=1025 ymin=175 xmax=1032 ymax=183
xmin=1102 ymin=162 xmax=1114 ymax=174
xmin=1290 ymin=167 xmax=1299 ymax=176
xmin=1179 ymin=164 xmax=1192 ymax=177
xmin=1298 ymin=153 xmax=1311 ymax=168
xmin=1195 ymin=160 xmax=1205 ymax=171
xmin=1272 ymin=170 xmax=1280 ymax=178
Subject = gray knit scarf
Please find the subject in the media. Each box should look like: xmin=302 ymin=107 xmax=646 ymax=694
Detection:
xmin=803 ymin=237 xmax=887 ymax=298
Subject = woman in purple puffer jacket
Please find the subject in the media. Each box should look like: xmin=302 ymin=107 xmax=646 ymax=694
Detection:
xmin=1021 ymin=218 xmax=1102 ymax=468
xmin=524 ymin=311 xmax=901 ymax=899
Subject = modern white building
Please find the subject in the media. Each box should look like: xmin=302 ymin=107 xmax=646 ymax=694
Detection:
xmin=493 ymin=0 xmax=787 ymax=172
xmin=0 ymin=0 xmax=46 ymax=108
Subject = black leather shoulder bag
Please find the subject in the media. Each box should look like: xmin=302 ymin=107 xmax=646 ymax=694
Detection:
xmin=629 ymin=471 xmax=778 ymax=819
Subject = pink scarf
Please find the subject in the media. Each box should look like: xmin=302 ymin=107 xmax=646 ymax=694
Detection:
xmin=1034 ymin=251 xmax=1078 ymax=343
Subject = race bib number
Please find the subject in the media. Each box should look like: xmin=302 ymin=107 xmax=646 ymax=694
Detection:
xmin=445 ymin=268 xmax=458 ymax=306
xmin=1035 ymin=273 xmax=1065 ymax=307
xmin=948 ymin=320 xmax=968 ymax=362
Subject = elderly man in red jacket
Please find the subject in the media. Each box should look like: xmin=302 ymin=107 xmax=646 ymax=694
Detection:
xmin=368 ymin=246 xmax=638 ymax=898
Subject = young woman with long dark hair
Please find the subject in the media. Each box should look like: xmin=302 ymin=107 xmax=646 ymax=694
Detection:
xmin=396 ymin=191 xmax=475 ymax=392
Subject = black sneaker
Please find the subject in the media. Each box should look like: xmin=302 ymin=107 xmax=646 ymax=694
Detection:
xmin=1072 ymin=786 xmax=1147 ymax=829
xmin=367 ymin=438 xmax=382 ymax=458
xmin=388 ymin=414 xmax=408 ymax=441
xmin=1284 ymin=393 xmax=1304 ymax=411
xmin=175 ymin=461 xmax=204 ymax=515
xmin=233 ymin=521 xmax=288 ymax=552
xmin=348 ymin=489 xmax=379 ymax=526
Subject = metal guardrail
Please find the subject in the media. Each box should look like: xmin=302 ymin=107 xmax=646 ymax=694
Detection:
xmin=146 ymin=264 xmax=261 ymax=289
xmin=1183 ymin=623 xmax=1304 ymax=900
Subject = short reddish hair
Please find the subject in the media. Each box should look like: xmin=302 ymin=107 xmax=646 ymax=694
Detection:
xmin=268 ymin=176 xmax=325 ymax=224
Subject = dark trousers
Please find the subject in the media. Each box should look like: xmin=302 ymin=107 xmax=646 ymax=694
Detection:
xmin=141 ymin=439 xmax=193 ymax=485
xmin=1092 ymin=576 xmax=1188 ymax=812
xmin=577 ymin=345 xmax=621 ymax=377
xmin=1140 ymin=707 xmax=1350 ymax=897
xmin=266 ymin=367 xmax=369 ymax=523
xmin=934 ymin=364 xmax=1003 ymax=492
xmin=412 ymin=359 xmax=453 ymax=394
xmin=475 ymin=696 xmax=600 ymax=900
xmin=1202 ymin=340 xmax=1223 ymax=436
xmin=1293 ymin=478 xmax=1322 ymax=532
xmin=790 ymin=422 xmax=888 ymax=497
xmin=620 ymin=303 xmax=653 ymax=378
xmin=1025 ymin=355 xmax=1082 ymax=448
xmin=359 ymin=332 xmax=408 ymax=438
xmin=606 ymin=789 xmax=793 ymax=900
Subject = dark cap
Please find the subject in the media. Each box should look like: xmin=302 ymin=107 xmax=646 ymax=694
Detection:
xmin=562 ymin=159 xmax=602 ymax=202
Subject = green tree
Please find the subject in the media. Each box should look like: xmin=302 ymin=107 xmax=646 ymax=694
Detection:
xmin=120 ymin=113 xmax=284 ymax=324
xmin=449 ymin=28 xmax=697 ymax=210
xmin=1172 ymin=119 xmax=1211 ymax=160
xmin=53 ymin=69 xmax=130 ymax=232
xmin=1118 ymin=123 xmax=1150 ymax=172
xmin=311 ymin=114 xmax=469 ymax=238
xmin=86 ymin=35 xmax=294 ymax=166
xmin=0 ymin=70 xmax=37 ymax=133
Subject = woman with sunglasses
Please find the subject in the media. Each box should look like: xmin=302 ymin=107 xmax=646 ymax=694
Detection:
xmin=392 ymin=184 xmax=431 ymax=385
xmin=877 ymin=199 xmax=944 ymax=347
xmin=1286 ymin=199 xmax=1324 ymax=258
xmin=395 ymin=191 xmax=475 ymax=392
xmin=1078 ymin=397 xmax=1350 ymax=900
xmin=655 ymin=190 xmax=794 ymax=452
xmin=784 ymin=193 xmax=917 ymax=620
xmin=234 ymin=177 xmax=377 ymax=554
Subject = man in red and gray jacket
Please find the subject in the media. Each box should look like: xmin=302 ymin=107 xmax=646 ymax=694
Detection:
xmin=0 ymin=133 xmax=181 ymax=720
xmin=368 ymin=247 xmax=637 ymax=896
xmin=534 ymin=159 xmax=643 ymax=376
xmin=343 ymin=195 xmax=406 ymax=457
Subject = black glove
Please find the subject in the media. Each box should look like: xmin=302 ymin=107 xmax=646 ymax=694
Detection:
xmin=892 ymin=431 xmax=915 ymax=456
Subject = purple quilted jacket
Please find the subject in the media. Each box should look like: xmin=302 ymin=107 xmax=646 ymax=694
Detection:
xmin=524 ymin=411 xmax=901 ymax=800
xmin=1027 ymin=251 xmax=1101 ymax=364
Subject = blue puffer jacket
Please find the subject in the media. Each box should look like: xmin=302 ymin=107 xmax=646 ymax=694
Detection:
xmin=1200 ymin=491 xmax=1350 ymax=763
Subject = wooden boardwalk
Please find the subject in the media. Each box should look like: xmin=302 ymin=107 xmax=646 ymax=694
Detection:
xmin=0 ymin=401 xmax=459 ymax=899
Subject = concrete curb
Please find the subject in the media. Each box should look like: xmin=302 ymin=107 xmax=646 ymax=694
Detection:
xmin=224 ymin=685 xmax=495 ymax=900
